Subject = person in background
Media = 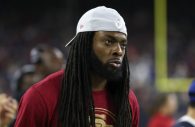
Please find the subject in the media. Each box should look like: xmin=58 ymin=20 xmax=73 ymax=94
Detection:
xmin=11 ymin=45 xmax=65 ymax=101
xmin=14 ymin=6 xmax=140 ymax=127
xmin=30 ymin=44 xmax=65 ymax=82
xmin=174 ymin=80 xmax=195 ymax=127
xmin=147 ymin=93 xmax=178 ymax=127
xmin=0 ymin=93 xmax=18 ymax=127
xmin=11 ymin=64 xmax=36 ymax=101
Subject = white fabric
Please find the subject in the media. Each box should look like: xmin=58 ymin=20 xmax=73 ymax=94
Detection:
xmin=177 ymin=115 xmax=195 ymax=126
xmin=65 ymin=6 xmax=127 ymax=47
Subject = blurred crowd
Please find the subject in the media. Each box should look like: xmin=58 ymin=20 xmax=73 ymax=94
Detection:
xmin=0 ymin=3 xmax=195 ymax=127
xmin=0 ymin=43 xmax=65 ymax=126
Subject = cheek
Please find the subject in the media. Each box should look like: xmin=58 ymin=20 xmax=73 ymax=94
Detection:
xmin=93 ymin=44 xmax=110 ymax=64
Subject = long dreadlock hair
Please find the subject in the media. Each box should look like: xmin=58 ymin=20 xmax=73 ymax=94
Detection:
xmin=58 ymin=32 xmax=132 ymax=127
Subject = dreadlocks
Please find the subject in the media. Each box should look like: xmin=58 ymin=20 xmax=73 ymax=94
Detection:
xmin=58 ymin=32 xmax=132 ymax=127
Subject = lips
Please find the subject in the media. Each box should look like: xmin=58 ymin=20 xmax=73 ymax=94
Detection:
xmin=108 ymin=58 xmax=122 ymax=68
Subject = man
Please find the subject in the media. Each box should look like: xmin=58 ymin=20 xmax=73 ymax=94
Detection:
xmin=14 ymin=6 xmax=140 ymax=127
xmin=30 ymin=44 xmax=65 ymax=82
xmin=174 ymin=80 xmax=195 ymax=127
xmin=11 ymin=45 xmax=64 ymax=101
xmin=147 ymin=93 xmax=177 ymax=127
xmin=12 ymin=64 xmax=36 ymax=101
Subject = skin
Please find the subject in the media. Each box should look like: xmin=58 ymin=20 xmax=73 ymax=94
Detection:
xmin=0 ymin=94 xmax=18 ymax=127
xmin=187 ymin=106 xmax=195 ymax=119
xmin=91 ymin=31 xmax=127 ymax=91
xmin=159 ymin=94 xmax=178 ymax=116
xmin=41 ymin=49 xmax=64 ymax=74
xmin=34 ymin=48 xmax=64 ymax=82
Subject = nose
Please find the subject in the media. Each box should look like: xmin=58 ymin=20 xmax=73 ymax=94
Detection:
xmin=112 ymin=43 xmax=123 ymax=56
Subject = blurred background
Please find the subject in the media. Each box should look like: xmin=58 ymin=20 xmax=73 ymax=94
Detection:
xmin=0 ymin=0 xmax=195 ymax=126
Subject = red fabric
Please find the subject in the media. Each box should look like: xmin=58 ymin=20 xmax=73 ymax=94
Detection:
xmin=147 ymin=113 xmax=175 ymax=127
xmin=14 ymin=70 xmax=140 ymax=127
xmin=129 ymin=90 xmax=140 ymax=127
xmin=93 ymin=89 xmax=116 ymax=125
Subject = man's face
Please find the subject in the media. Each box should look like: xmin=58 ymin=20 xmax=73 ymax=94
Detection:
xmin=90 ymin=31 xmax=127 ymax=80
xmin=42 ymin=49 xmax=64 ymax=74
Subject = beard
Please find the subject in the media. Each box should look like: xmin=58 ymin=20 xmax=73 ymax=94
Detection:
xmin=90 ymin=51 xmax=122 ymax=81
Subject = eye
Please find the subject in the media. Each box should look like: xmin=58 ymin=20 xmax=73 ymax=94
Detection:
xmin=120 ymin=43 xmax=127 ymax=50
xmin=105 ymin=39 xmax=114 ymax=46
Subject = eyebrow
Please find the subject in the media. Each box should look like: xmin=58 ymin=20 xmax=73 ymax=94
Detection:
xmin=104 ymin=34 xmax=127 ymax=43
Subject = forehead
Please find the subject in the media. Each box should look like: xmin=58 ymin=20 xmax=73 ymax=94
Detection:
xmin=94 ymin=31 xmax=127 ymax=41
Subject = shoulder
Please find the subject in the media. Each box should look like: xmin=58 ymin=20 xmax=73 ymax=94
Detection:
xmin=175 ymin=115 xmax=195 ymax=127
xmin=32 ymin=70 xmax=64 ymax=94
xmin=174 ymin=121 xmax=194 ymax=127
xmin=128 ymin=89 xmax=140 ymax=127
xmin=15 ymin=70 xmax=64 ymax=126
xmin=129 ymin=90 xmax=139 ymax=109
xmin=20 ymin=70 xmax=64 ymax=115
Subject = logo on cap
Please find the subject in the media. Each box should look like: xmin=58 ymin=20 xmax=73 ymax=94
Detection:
xmin=115 ymin=18 xmax=122 ymax=29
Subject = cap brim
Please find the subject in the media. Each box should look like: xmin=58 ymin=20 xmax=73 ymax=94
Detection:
xmin=65 ymin=35 xmax=77 ymax=47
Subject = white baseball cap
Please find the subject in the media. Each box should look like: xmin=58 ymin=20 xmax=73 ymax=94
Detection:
xmin=65 ymin=6 xmax=127 ymax=47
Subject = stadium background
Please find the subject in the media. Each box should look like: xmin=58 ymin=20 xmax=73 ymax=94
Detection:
xmin=0 ymin=0 xmax=195 ymax=126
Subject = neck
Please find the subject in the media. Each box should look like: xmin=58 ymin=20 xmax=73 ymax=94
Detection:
xmin=91 ymin=72 xmax=107 ymax=91
xmin=159 ymin=108 xmax=168 ymax=116
xmin=158 ymin=106 xmax=171 ymax=116
xmin=187 ymin=106 xmax=195 ymax=119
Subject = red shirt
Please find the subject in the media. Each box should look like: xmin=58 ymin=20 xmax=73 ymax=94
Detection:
xmin=14 ymin=70 xmax=140 ymax=127
xmin=147 ymin=113 xmax=175 ymax=127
